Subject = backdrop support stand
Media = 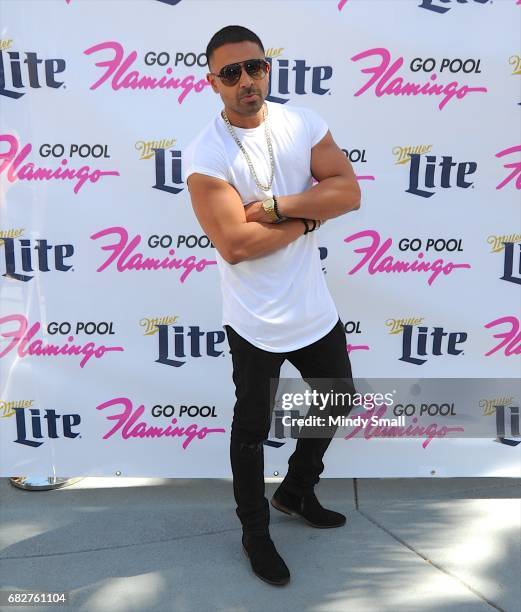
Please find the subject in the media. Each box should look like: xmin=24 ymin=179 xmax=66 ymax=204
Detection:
xmin=9 ymin=477 xmax=83 ymax=491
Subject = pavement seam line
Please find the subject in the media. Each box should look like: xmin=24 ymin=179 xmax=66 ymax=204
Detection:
xmin=355 ymin=508 xmax=506 ymax=612
xmin=353 ymin=478 xmax=359 ymax=510
xmin=0 ymin=523 xmax=258 ymax=561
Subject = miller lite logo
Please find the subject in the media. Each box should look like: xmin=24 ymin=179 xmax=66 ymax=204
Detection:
xmin=265 ymin=47 xmax=333 ymax=104
xmin=406 ymin=154 xmax=477 ymax=198
xmin=399 ymin=324 xmax=467 ymax=365
xmin=1 ymin=237 xmax=74 ymax=282
xmin=155 ymin=324 xmax=226 ymax=367
xmin=0 ymin=42 xmax=66 ymax=100
xmin=13 ymin=408 xmax=81 ymax=448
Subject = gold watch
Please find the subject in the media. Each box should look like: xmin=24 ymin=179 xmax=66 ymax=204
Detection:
xmin=262 ymin=197 xmax=280 ymax=223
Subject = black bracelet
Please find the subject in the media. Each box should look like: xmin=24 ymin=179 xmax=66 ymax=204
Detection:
xmin=300 ymin=218 xmax=310 ymax=235
xmin=310 ymin=220 xmax=317 ymax=232
xmin=273 ymin=195 xmax=284 ymax=222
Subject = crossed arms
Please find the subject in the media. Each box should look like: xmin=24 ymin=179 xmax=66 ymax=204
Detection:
xmin=186 ymin=131 xmax=361 ymax=265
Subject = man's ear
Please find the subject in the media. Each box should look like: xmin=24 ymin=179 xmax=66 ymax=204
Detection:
xmin=207 ymin=74 xmax=219 ymax=94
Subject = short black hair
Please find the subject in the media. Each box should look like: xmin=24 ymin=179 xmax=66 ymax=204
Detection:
xmin=206 ymin=25 xmax=265 ymax=70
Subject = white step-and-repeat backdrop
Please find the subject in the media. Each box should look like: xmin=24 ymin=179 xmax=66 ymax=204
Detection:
xmin=1 ymin=0 xmax=520 ymax=477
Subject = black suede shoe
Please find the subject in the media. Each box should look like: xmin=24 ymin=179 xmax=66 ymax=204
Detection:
xmin=242 ymin=533 xmax=290 ymax=586
xmin=271 ymin=485 xmax=347 ymax=528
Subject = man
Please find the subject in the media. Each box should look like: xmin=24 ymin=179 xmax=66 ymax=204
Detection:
xmin=184 ymin=25 xmax=361 ymax=586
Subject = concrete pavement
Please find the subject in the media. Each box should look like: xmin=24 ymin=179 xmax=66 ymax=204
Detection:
xmin=0 ymin=477 xmax=519 ymax=612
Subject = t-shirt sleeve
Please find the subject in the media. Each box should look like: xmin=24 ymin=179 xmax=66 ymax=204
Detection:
xmin=182 ymin=138 xmax=229 ymax=184
xmin=301 ymin=107 xmax=329 ymax=148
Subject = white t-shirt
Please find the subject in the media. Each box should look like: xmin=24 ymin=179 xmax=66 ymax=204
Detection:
xmin=183 ymin=101 xmax=339 ymax=352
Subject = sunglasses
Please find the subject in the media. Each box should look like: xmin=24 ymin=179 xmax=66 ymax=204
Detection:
xmin=209 ymin=58 xmax=269 ymax=87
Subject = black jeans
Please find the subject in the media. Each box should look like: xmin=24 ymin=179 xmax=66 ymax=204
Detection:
xmin=224 ymin=317 xmax=354 ymax=535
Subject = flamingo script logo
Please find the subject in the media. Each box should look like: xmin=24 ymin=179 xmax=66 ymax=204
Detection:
xmin=0 ymin=134 xmax=119 ymax=194
xmin=351 ymin=48 xmax=487 ymax=110
xmin=84 ymin=41 xmax=209 ymax=104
